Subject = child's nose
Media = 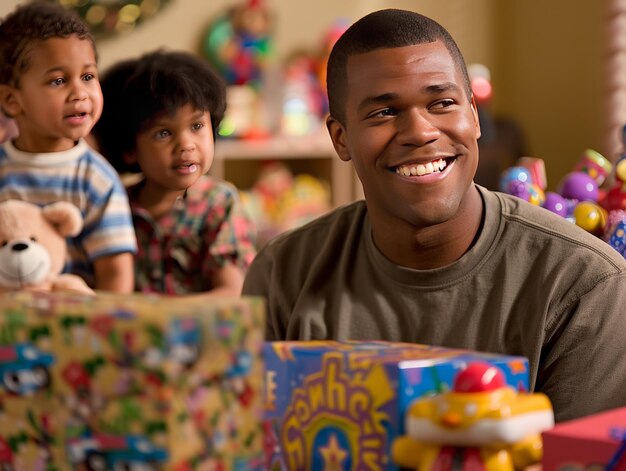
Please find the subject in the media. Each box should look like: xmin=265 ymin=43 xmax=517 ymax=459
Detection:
xmin=69 ymin=82 xmax=88 ymax=101
xmin=177 ymin=134 xmax=196 ymax=153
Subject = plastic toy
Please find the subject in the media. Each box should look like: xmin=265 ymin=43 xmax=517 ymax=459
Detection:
xmin=605 ymin=213 xmax=626 ymax=257
xmin=202 ymin=0 xmax=273 ymax=88
xmin=603 ymin=155 xmax=626 ymax=212
xmin=573 ymin=201 xmax=607 ymax=236
xmin=392 ymin=362 xmax=554 ymax=471
xmin=498 ymin=151 xmax=626 ymax=244
xmin=574 ymin=148 xmax=613 ymax=186
xmin=557 ymin=171 xmax=599 ymax=202
xmin=499 ymin=166 xmax=544 ymax=206
xmin=543 ymin=192 xmax=569 ymax=218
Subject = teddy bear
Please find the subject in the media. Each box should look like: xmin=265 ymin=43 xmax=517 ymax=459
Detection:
xmin=0 ymin=199 xmax=94 ymax=294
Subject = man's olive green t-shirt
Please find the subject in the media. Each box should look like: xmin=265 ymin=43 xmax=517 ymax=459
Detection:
xmin=243 ymin=185 xmax=626 ymax=422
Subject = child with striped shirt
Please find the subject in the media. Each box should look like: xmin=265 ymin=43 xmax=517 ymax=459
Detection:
xmin=0 ymin=2 xmax=136 ymax=292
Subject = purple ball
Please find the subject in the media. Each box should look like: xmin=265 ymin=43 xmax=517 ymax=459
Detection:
xmin=500 ymin=167 xmax=531 ymax=193
xmin=558 ymin=172 xmax=599 ymax=202
xmin=543 ymin=191 xmax=568 ymax=217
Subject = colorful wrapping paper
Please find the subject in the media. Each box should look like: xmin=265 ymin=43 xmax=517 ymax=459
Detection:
xmin=0 ymin=291 xmax=265 ymax=471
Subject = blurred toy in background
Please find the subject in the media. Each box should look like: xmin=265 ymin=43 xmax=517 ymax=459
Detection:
xmin=392 ymin=362 xmax=554 ymax=471
xmin=0 ymin=113 xmax=18 ymax=144
xmin=468 ymin=63 xmax=527 ymax=191
xmin=277 ymin=19 xmax=349 ymax=137
xmin=203 ymin=0 xmax=273 ymax=88
xmin=217 ymin=83 xmax=262 ymax=139
xmin=499 ymin=142 xmax=626 ymax=257
xmin=240 ymin=162 xmax=331 ymax=246
xmin=315 ymin=19 xmax=350 ymax=99
xmin=499 ymin=160 xmax=546 ymax=207
xmin=203 ymin=0 xmax=274 ymax=139
xmin=279 ymin=51 xmax=326 ymax=136
xmin=601 ymin=130 xmax=626 ymax=256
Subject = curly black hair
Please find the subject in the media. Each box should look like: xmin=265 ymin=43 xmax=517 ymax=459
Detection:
xmin=0 ymin=1 xmax=96 ymax=87
xmin=92 ymin=50 xmax=227 ymax=174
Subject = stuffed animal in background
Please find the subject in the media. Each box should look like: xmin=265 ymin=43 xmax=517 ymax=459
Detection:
xmin=392 ymin=362 xmax=554 ymax=471
xmin=0 ymin=200 xmax=94 ymax=294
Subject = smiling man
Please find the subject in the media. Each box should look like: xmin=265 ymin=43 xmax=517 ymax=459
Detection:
xmin=242 ymin=9 xmax=626 ymax=422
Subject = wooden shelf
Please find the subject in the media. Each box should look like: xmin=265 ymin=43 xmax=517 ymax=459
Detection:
xmin=212 ymin=130 xmax=361 ymax=208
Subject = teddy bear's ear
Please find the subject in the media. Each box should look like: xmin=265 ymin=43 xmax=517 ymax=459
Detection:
xmin=42 ymin=202 xmax=83 ymax=237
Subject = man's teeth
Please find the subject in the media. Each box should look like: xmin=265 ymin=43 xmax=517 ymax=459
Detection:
xmin=395 ymin=158 xmax=447 ymax=176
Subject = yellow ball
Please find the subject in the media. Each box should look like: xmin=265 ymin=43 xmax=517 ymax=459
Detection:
xmin=573 ymin=202 xmax=607 ymax=234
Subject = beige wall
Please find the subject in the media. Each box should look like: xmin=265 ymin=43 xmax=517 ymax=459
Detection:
xmin=1 ymin=0 xmax=608 ymax=189
xmin=494 ymin=0 xmax=607 ymax=190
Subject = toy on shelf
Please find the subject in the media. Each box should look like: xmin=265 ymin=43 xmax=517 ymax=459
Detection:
xmin=202 ymin=0 xmax=273 ymax=88
xmin=279 ymin=51 xmax=326 ymax=137
xmin=315 ymin=19 xmax=350 ymax=97
xmin=392 ymin=362 xmax=554 ymax=471
xmin=0 ymin=200 xmax=94 ymax=294
xmin=241 ymin=162 xmax=331 ymax=246
xmin=203 ymin=0 xmax=274 ymax=139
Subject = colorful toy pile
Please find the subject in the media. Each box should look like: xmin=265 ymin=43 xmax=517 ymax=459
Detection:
xmin=0 ymin=291 xmax=265 ymax=470
xmin=499 ymin=149 xmax=626 ymax=258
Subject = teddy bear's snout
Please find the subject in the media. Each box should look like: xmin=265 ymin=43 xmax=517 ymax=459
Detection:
xmin=11 ymin=242 xmax=29 ymax=252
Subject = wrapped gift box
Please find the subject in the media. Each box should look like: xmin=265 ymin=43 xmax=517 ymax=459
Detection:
xmin=0 ymin=291 xmax=265 ymax=471
xmin=263 ymin=340 xmax=530 ymax=471
xmin=543 ymin=406 xmax=626 ymax=471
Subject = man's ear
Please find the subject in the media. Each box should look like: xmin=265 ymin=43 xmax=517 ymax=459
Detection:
xmin=326 ymin=115 xmax=351 ymax=162
xmin=470 ymin=95 xmax=482 ymax=140
xmin=0 ymin=85 xmax=20 ymax=118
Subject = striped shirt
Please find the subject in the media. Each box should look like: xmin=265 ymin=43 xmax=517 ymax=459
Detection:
xmin=0 ymin=139 xmax=137 ymax=286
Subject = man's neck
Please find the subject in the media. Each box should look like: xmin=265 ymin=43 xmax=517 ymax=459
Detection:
xmin=371 ymin=185 xmax=484 ymax=270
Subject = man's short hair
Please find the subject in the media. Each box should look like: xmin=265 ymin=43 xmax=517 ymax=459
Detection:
xmin=0 ymin=1 xmax=96 ymax=86
xmin=93 ymin=50 xmax=226 ymax=174
xmin=326 ymin=9 xmax=471 ymax=125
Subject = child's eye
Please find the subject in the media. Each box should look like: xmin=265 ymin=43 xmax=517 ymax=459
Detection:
xmin=192 ymin=122 xmax=204 ymax=131
xmin=82 ymin=73 xmax=96 ymax=82
xmin=155 ymin=129 xmax=171 ymax=139
xmin=50 ymin=77 xmax=65 ymax=86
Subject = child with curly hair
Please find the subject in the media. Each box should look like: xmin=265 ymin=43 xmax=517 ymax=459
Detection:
xmin=92 ymin=50 xmax=256 ymax=295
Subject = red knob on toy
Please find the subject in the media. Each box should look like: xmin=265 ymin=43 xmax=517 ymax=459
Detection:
xmin=454 ymin=362 xmax=506 ymax=393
